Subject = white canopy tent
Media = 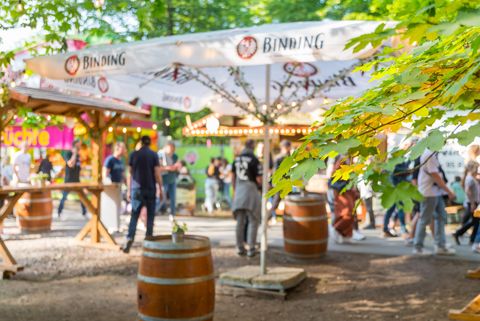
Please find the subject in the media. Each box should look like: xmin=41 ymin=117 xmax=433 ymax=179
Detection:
xmin=26 ymin=20 xmax=392 ymax=274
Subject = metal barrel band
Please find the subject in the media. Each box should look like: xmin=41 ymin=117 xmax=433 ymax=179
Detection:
xmin=18 ymin=198 xmax=52 ymax=204
xmin=285 ymin=201 xmax=324 ymax=207
xmin=17 ymin=215 xmax=52 ymax=221
xmin=284 ymin=237 xmax=327 ymax=245
xmin=143 ymin=239 xmax=210 ymax=251
xmin=286 ymin=252 xmax=325 ymax=258
xmin=143 ymin=250 xmax=211 ymax=260
xmin=138 ymin=273 xmax=214 ymax=285
xmin=139 ymin=312 xmax=214 ymax=321
xmin=283 ymin=215 xmax=327 ymax=222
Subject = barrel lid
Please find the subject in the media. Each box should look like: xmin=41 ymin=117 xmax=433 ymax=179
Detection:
xmin=143 ymin=235 xmax=210 ymax=251
xmin=286 ymin=192 xmax=326 ymax=202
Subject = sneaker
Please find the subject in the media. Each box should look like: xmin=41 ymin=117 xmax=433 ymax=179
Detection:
xmin=236 ymin=247 xmax=246 ymax=256
xmin=412 ymin=247 xmax=432 ymax=256
xmin=121 ymin=240 xmax=133 ymax=254
xmin=405 ymin=238 xmax=414 ymax=247
xmin=434 ymin=246 xmax=456 ymax=256
xmin=383 ymin=230 xmax=398 ymax=238
xmin=352 ymin=230 xmax=366 ymax=241
xmin=363 ymin=224 xmax=376 ymax=230
xmin=473 ymin=245 xmax=480 ymax=254
xmin=452 ymin=233 xmax=461 ymax=246
xmin=247 ymin=249 xmax=257 ymax=257
xmin=169 ymin=214 xmax=175 ymax=222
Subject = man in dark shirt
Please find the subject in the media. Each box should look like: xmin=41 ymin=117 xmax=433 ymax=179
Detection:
xmin=122 ymin=135 xmax=163 ymax=253
xmin=58 ymin=139 xmax=86 ymax=218
xmin=231 ymin=139 xmax=262 ymax=257
xmin=103 ymin=142 xmax=126 ymax=183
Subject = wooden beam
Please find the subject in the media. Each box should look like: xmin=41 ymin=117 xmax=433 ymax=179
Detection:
xmin=75 ymin=190 xmax=97 ymax=215
xmin=0 ymin=193 xmax=24 ymax=223
xmin=100 ymin=113 xmax=121 ymax=134
xmin=467 ymin=268 xmax=480 ymax=279
xmin=449 ymin=295 xmax=480 ymax=321
xmin=0 ymin=237 xmax=16 ymax=266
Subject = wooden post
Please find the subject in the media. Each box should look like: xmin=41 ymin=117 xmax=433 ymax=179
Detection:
xmin=449 ymin=294 xmax=480 ymax=321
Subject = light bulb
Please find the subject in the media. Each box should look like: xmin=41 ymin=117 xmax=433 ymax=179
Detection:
xmin=152 ymin=124 xmax=158 ymax=130
xmin=165 ymin=119 xmax=171 ymax=127
xmin=136 ymin=127 xmax=141 ymax=133
xmin=108 ymin=127 xmax=113 ymax=132
xmin=122 ymin=128 xmax=127 ymax=134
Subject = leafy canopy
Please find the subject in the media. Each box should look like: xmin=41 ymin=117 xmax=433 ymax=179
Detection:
xmin=273 ymin=1 xmax=480 ymax=211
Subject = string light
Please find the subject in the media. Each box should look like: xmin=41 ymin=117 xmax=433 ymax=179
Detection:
xmin=165 ymin=119 xmax=171 ymax=127
xmin=276 ymin=103 xmax=282 ymax=109
xmin=108 ymin=127 xmax=113 ymax=132
xmin=136 ymin=127 xmax=141 ymax=133
xmin=10 ymin=81 xmax=16 ymax=88
xmin=261 ymin=104 xmax=267 ymax=111
xmin=307 ymin=99 xmax=313 ymax=106
xmin=122 ymin=128 xmax=127 ymax=134
xmin=291 ymin=102 xmax=297 ymax=107
xmin=16 ymin=0 xmax=23 ymax=12
xmin=152 ymin=124 xmax=158 ymax=130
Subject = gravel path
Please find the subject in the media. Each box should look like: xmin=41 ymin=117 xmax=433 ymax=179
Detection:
xmin=0 ymin=232 xmax=478 ymax=321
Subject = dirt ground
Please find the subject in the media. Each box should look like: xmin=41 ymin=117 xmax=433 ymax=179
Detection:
xmin=0 ymin=235 xmax=478 ymax=321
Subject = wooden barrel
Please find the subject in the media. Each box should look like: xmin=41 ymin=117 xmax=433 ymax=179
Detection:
xmin=15 ymin=191 xmax=53 ymax=233
xmin=138 ymin=235 xmax=215 ymax=321
xmin=283 ymin=193 xmax=328 ymax=260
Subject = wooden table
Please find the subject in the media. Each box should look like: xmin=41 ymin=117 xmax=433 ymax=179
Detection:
xmin=0 ymin=183 xmax=118 ymax=278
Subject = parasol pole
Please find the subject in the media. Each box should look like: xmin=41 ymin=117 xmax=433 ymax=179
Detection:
xmin=260 ymin=64 xmax=271 ymax=275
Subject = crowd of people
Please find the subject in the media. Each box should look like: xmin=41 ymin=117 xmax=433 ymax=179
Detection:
xmin=3 ymin=134 xmax=480 ymax=258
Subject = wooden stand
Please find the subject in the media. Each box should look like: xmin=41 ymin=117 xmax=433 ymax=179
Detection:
xmin=0 ymin=183 xmax=118 ymax=277
xmin=449 ymin=295 xmax=480 ymax=321
xmin=467 ymin=268 xmax=480 ymax=279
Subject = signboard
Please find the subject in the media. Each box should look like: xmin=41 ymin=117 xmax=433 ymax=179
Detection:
xmin=176 ymin=145 xmax=233 ymax=199
xmin=2 ymin=126 xmax=74 ymax=150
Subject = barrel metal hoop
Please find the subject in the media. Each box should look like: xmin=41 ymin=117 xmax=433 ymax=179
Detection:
xmin=143 ymin=239 xmax=210 ymax=251
xmin=17 ymin=215 xmax=52 ymax=221
xmin=285 ymin=201 xmax=324 ymax=207
xmin=138 ymin=312 xmax=214 ymax=321
xmin=143 ymin=250 xmax=211 ymax=260
xmin=18 ymin=198 xmax=52 ymax=204
xmin=137 ymin=273 xmax=214 ymax=285
xmin=284 ymin=237 xmax=328 ymax=245
xmin=283 ymin=215 xmax=327 ymax=222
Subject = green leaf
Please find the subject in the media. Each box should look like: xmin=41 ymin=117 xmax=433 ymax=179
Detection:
xmin=409 ymin=130 xmax=445 ymax=159
xmin=452 ymin=122 xmax=480 ymax=146
xmin=290 ymin=159 xmax=326 ymax=182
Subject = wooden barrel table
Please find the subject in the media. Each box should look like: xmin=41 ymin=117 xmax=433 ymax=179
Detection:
xmin=283 ymin=193 xmax=328 ymax=260
xmin=138 ymin=235 xmax=215 ymax=321
xmin=15 ymin=191 xmax=53 ymax=233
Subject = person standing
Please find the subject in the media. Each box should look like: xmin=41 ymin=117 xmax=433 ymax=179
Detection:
xmin=103 ymin=142 xmax=126 ymax=183
xmin=328 ymin=155 xmax=359 ymax=244
xmin=1 ymin=155 xmax=13 ymax=186
xmin=58 ymin=139 xmax=87 ymax=218
xmin=219 ymin=158 xmax=233 ymax=208
xmin=232 ymin=139 xmax=262 ymax=257
xmin=38 ymin=150 xmax=54 ymax=182
xmin=13 ymin=141 xmax=31 ymax=185
xmin=122 ymin=136 xmax=163 ymax=253
xmin=413 ymin=149 xmax=456 ymax=255
xmin=383 ymin=159 xmax=410 ymax=237
xmin=270 ymin=140 xmax=292 ymax=224
xmin=158 ymin=142 xmax=180 ymax=221
xmin=204 ymin=157 xmax=221 ymax=214
xmin=452 ymin=161 xmax=480 ymax=245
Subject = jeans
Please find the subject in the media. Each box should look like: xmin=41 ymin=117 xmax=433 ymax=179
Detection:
xmin=127 ymin=188 xmax=156 ymax=240
xmin=234 ymin=209 xmax=259 ymax=250
xmin=414 ymin=196 xmax=447 ymax=249
xmin=270 ymin=192 xmax=281 ymax=219
xmin=204 ymin=178 xmax=218 ymax=213
xmin=455 ymin=203 xmax=480 ymax=244
xmin=161 ymin=182 xmax=176 ymax=216
xmin=364 ymin=197 xmax=375 ymax=226
xmin=383 ymin=203 xmax=406 ymax=234
xmin=223 ymin=182 xmax=232 ymax=208
xmin=58 ymin=190 xmax=86 ymax=215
